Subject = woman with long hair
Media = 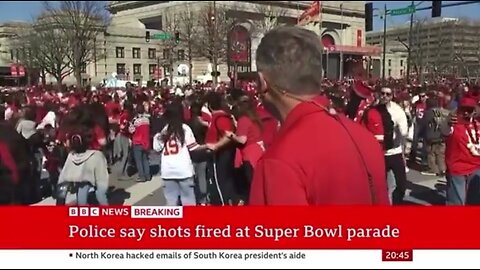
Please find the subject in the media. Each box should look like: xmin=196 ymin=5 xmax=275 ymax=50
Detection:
xmin=57 ymin=125 xmax=109 ymax=205
xmin=223 ymin=95 xmax=265 ymax=204
xmin=153 ymin=101 xmax=207 ymax=206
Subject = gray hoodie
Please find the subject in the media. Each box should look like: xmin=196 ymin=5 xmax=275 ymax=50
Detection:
xmin=16 ymin=119 xmax=37 ymax=139
xmin=58 ymin=150 xmax=109 ymax=193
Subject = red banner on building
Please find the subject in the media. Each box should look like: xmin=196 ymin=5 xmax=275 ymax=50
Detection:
xmin=0 ymin=207 xmax=480 ymax=249
xmin=10 ymin=64 xmax=18 ymax=77
xmin=357 ymin=29 xmax=363 ymax=47
xmin=297 ymin=1 xmax=321 ymax=26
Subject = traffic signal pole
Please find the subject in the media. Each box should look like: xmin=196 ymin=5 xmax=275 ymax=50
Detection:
xmin=382 ymin=4 xmax=387 ymax=83
xmin=407 ymin=1 xmax=414 ymax=83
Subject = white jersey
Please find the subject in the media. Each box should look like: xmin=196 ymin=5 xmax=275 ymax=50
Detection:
xmin=153 ymin=124 xmax=199 ymax=179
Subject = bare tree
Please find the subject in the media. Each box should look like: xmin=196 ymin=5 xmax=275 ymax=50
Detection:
xmin=178 ymin=4 xmax=198 ymax=85
xmin=43 ymin=1 xmax=109 ymax=86
xmin=158 ymin=12 xmax=181 ymax=86
xmin=12 ymin=21 xmax=73 ymax=87
xmin=252 ymin=4 xmax=288 ymax=37
xmin=196 ymin=2 xmax=234 ymax=85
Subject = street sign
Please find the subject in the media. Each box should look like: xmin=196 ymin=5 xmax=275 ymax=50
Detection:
xmin=390 ymin=5 xmax=416 ymax=16
xmin=152 ymin=32 xmax=172 ymax=40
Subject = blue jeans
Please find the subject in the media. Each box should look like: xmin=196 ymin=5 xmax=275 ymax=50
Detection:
xmin=447 ymin=170 xmax=480 ymax=205
xmin=163 ymin=177 xmax=196 ymax=206
xmin=77 ymin=183 xmax=108 ymax=206
xmin=132 ymin=145 xmax=150 ymax=181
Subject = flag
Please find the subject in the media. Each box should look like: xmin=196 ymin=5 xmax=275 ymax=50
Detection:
xmin=297 ymin=1 xmax=321 ymax=26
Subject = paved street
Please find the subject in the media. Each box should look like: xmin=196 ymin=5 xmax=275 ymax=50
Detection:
xmin=34 ymin=150 xmax=447 ymax=206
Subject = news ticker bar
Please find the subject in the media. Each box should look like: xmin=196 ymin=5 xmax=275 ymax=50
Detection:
xmin=1 ymin=250 xmax=480 ymax=269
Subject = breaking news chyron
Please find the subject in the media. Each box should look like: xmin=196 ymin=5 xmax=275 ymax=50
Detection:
xmin=2 ymin=0 xmax=480 ymax=269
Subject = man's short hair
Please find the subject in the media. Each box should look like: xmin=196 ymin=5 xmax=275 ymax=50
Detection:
xmin=256 ymin=26 xmax=323 ymax=95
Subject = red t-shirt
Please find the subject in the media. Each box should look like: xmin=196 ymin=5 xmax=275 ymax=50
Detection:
xmin=90 ymin=124 xmax=106 ymax=151
xmin=119 ymin=111 xmax=131 ymax=136
xmin=256 ymin=105 xmax=278 ymax=148
xmin=250 ymin=96 xmax=389 ymax=206
xmin=205 ymin=111 xmax=234 ymax=144
xmin=236 ymin=116 xmax=264 ymax=168
xmin=105 ymin=101 xmax=121 ymax=119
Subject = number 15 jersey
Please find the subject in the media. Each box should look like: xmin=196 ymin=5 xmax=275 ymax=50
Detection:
xmin=153 ymin=124 xmax=199 ymax=179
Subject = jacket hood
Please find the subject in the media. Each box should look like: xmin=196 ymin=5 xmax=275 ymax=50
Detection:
xmin=71 ymin=150 xmax=97 ymax=166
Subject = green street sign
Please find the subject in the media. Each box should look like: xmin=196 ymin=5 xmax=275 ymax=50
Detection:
xmin=390 ymin=5 xmax=416 ymax=16
xmin=152 ymin=32 xmax=172 ymax=40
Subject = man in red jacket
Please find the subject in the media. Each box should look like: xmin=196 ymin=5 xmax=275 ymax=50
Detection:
xmin=445 ymin=96 xmax=480 ymax=205
xmin=249 ymin=26 xmax=389 ymax=205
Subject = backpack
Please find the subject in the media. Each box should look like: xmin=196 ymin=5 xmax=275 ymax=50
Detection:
xmin=431 ymin=108 xmax=450 ymax=133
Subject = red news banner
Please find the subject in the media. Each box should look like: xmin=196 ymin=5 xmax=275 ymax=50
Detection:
xmin=0 ymin=206 xmax=478 ymax=250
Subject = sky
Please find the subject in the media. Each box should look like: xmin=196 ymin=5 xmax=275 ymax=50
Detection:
xmin=0 ymin=1 xmax=479 ymax=28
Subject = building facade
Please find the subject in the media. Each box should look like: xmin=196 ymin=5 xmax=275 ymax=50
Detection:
xmin=106 ymin=1 xmax=382 ymax=82
xmin=2 ymin=1 xmax=382 ymax=86
xmin=367 ymin=41 xmax=407 ymax=80
xmin=366 ymin=17 xmax=480 ymax=80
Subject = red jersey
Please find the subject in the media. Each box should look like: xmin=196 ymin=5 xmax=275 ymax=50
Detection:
xmin=414 ymin=101 xmax=427 ymax=120
xmin=250 ymin=96 xmax=389 ymax=205
xmin=205 ymin=111 xmax=234 ymax=144
xmin=445 ymin=122 xmax=480 ymax=175
xmin=129 ymin=114 xmax=151 ymax=150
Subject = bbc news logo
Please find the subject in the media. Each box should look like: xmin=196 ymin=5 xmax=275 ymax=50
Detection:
xmin=68 ymin=207 xmax=130 ymax=217
xmin=69 ymin=207 xmax=99 ymax=217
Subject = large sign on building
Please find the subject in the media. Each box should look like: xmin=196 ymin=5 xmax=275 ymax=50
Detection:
xmin=227 ymin=25 xmax=251 ymax=75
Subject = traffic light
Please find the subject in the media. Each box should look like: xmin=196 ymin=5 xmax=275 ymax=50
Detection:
xmin=146 ymin=31 xmax=150 ymax=43
xmin=432 ymin=1 xmax=442 ymax=17
xmin=365 ymin=3 xmax=373 ymax=32
xmin=174 ymin=31 xmax=180 ymax=44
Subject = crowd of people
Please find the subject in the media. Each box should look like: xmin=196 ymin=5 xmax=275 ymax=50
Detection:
xmin=1 ymin=26 xmax=480 ymax=206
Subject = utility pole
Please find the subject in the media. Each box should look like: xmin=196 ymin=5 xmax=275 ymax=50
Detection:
xmin=339 ymin=2 xmax=344 ymax=80
xmin=382 ymin=4 xmax=387 ymax=83
xmin=319 ymin=1 xmax=324 ymax=80
xmin=406 ymin=0 xmax=414 ymax=83
xmin=212 ymin=0 xmax=218 ymax=87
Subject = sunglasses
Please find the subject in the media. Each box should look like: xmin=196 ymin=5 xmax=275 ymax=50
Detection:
xmin=380 ymin=92 xmax=392 ymax=96
xmin=420 ymin=94 xmax=426 ymax=98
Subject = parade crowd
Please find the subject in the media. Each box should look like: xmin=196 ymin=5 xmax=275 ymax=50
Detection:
xmin=0 ymin=26 xmax=479 ymax=206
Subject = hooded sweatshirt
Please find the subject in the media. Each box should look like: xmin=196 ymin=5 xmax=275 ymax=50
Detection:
xmin=16 ymin=119 xmax=37 ymax=139
xmin=58 ymin=150 xmax=109 ymax=193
